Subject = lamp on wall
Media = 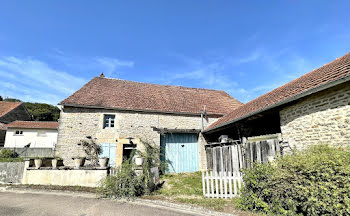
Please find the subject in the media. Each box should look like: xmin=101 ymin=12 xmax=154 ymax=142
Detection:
xmin=126 ymin=137 xmax=134 ymax=144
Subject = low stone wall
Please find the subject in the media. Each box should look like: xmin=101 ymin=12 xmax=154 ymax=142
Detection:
xmin=22 ymin=168 xmax=108 ymax=187
xmin=0 ymin=162 xmax=25 ymax=184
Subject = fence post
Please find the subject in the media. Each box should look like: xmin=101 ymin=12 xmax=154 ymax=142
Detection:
xmin=228 ymin=171 xmax=232 ymax=198
xmin=206 ymin=171 xmax=210 ymax=197
xmin=210 ymin=171 xmax=214 ymax=198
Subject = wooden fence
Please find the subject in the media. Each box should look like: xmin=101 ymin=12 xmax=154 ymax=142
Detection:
xmin=205 ymin=134 xmax=282 ymax=172
xmin=206 ymin=142 xmax=244 ymax=174
xmin=202 ymin=171 xmax=243 ymax=199
xmin=244 ymin=137 xmax=281 ymax=168
xmin=203 ymin=133 xmax=282 ymax=199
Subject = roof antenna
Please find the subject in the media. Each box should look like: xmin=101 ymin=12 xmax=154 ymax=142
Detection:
xmin=99 ymin=72 xmax=105 ymax=78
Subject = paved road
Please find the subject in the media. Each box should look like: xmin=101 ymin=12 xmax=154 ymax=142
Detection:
xmin=0 ymin=192 xmax=202 ymax=216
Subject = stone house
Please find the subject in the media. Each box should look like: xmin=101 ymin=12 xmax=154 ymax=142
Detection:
xmin=4 ymin=121 xmax=58 ymax=149
xmin=204 ymin=52 xmax=350 ymax=151
xmin=56 ymin=76 xmax=242 ymax=171
xmin=0 ymin=102 xmax=31 ymax=147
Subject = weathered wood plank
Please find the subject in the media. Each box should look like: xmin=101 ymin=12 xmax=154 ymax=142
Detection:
xmin=256 ymin=141 xmax=261 ymax=164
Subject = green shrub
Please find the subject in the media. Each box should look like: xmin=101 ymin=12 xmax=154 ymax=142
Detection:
xmin=0 ymin=149 xmax=18 ymax=158
xmin=0 ymin=157 xmax=24 ymax=162
xmin=237 ymin=145 xmax=350 ymax=216
xmin=97 ymin=160 xmax=145 ymax=199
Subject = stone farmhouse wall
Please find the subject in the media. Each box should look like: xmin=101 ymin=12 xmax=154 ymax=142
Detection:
xmin=280 ymin=82 xmax=350 ymax=150
xmin=56 ymin=107 xmax=218 ymax=169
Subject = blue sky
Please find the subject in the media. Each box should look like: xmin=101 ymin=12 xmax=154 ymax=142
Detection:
xmin=0 ymin=1 xmax=349 ymax=105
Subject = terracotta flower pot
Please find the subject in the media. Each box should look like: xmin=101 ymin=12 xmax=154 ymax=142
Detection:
xmin=34 ymin=159 xmax=42 ymax=169
xmin=99 ymin=158 xmax=109 ymax=168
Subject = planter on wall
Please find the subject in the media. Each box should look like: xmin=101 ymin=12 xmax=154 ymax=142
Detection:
xmin=73 ymin=158 xmax=85 ymax=169
xmin=34 ymin=159 xmax=42 ymax=169
xmin=135 ymin=157 xmax=144 ymax=166
xmin=52 ymin=158 xmax=63 ymax=169
xmin=99 ymin=157 xmax=109 ymax=168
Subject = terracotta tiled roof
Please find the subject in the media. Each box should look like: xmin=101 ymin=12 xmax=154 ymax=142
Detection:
xmin=206 ymin=52 xmax=350 ymax=131
xmin=0 ymin=101 xmax=22 ymax=117
xmin=6 ymin=121 xmax=59 ymax=129
xmin=0 ymin=123 xmax=7 ymax=130
xmin=60 ymin=77 xmax=242 ymax=116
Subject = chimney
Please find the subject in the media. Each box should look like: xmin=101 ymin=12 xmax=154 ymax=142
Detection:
xmin=100 ymin=72 xmax=105 ymax=78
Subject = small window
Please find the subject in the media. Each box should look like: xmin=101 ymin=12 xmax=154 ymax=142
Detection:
xmin=37 ymin=131 xmax=47 ymax=137
xmin=15 ymin=130 xmax=23 ymax=135
xmin=103 ymin=115 xmax=115 ymax=128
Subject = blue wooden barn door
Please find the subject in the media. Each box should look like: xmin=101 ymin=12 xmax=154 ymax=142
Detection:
xmin=161 ymin=133 xmax=199 ymax=173
xmin=99 ymin=143 xmax=117 ymax=167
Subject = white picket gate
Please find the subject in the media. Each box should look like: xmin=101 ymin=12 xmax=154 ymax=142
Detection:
xmin=202 ymin=171 xmax=243 ymax=199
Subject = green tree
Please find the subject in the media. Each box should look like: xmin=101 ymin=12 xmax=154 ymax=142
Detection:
xmin=4 ymin=98 xmax=21 ymax=102
xmin=24 ymin=102 xmax=60 ymax=121
xmin=0 ymin=96 xmax=3 ymax=101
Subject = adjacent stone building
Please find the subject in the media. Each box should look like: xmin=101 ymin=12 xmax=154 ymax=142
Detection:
xmin=204 ymin=52 xmax=350 ymax=151
xmin=0 ymin=102 xmax=31 ymax=146
xmin=56 ymin=76 xmax=242 ymax=171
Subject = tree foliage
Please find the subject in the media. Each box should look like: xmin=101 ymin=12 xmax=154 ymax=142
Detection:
xmin=77 ymin=138 xmax=102 ymax=166
xmin=0 ymin=96 xmax=60 ymax=121
xmin=24 ymin=102 xmax=60 ymax=121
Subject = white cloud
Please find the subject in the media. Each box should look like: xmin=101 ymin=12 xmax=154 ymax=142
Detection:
xmin=157 ymin=49 xmax=318 ymax=103
xmin=0 ymin=56 xmax=87 ymax=105
xmin=0 ymin=53 xmax=136 ymax=105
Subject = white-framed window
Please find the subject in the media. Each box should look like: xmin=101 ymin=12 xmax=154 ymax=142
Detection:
xmin=14 ymin=130 xmax=23 ymax=135
xmin=103 ymin=115 xmax=115 ymax=128
xmin=37 ymin=131 xmax=47 ymax=137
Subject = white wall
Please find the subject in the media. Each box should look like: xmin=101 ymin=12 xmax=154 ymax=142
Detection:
xmin=4 ymin=128 xmax=57 ymax=148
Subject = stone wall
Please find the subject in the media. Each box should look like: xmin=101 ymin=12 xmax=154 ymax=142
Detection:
xmin=56 ymin=107 xmax=218 ymax=170
xmin=22 ymin=168 xmax=108 ymax=187
xmin=0 ymin=162 xmax=25 ymax=184
xmin=280 ymin=82 xmax=350 ymax=150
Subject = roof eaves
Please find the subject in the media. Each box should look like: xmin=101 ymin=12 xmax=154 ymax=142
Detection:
xmin=60 ymin=103 xmax=226 ymax=117
xmin=204 ymin=74 xmax=350 ymax=134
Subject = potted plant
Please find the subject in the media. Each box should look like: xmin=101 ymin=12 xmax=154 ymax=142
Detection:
xmin=135 ymin=156 xmax=144 ymax=166
xmin=51 ymin=157 xmax=63 ymax=169
xmin=34 ymin=157 xmax=42 ymax=169
xmin=99 ymin=157 xmax=109 ymax=168
xmin=73 ymin=157 xmax=85 ymax=169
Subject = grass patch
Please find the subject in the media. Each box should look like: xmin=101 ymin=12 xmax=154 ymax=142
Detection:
xmin=174 ymin=197 xmax=230 ymax=211
xmin=155 ymin=172 xmax=202 ymax=196
xmin=0 ymin=158 xmax=24 ymax=162
xmin=150 ymin=172 xmax=256 ymax=215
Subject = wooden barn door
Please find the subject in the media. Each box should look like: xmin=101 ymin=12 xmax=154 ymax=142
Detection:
xmin=161 ymin=133 xmax=199 ymax=173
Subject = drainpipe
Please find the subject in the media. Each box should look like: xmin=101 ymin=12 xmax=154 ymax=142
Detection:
xmin=201 ymin=105 xmax=207 ymax=132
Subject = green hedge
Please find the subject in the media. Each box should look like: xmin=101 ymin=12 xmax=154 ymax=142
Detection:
xmin=237 ymin=145 xmax=350 ymax=216
xmin=0 ymin=149 xmax=18 ymax=158
xmin=0 ymin=158 xmax=24 ymax=162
